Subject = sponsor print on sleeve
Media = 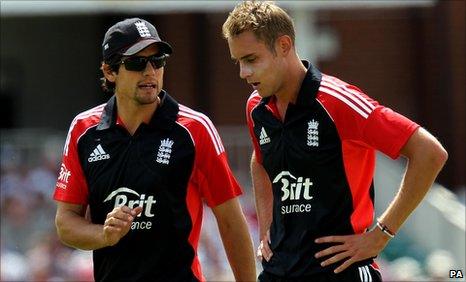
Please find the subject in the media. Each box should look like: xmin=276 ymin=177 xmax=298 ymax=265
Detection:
xmin=57 ymin=163 xmax=71 ymax=189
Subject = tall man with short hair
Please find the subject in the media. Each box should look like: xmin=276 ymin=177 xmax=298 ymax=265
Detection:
xmin=223 ymin=2 xmax=447 ymax=281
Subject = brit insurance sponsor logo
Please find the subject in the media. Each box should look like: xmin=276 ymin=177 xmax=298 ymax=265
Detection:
xmin=103 ymin=187 xmax=156 ymax=230
xmin=57 ymin=163 xmax=71 ymax=189
xmin=273 ymin=171 xmax=314 ymax=215
xmin=88 ymin=144 xmax=110 ymax=163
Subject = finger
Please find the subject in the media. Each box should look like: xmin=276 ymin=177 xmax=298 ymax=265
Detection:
xmin=105 ymin=217 xmax=130 ymax=228
xmin=261 ymin=240 xmax=273 ymax=262
xmin=111 ymin=213 xmax=134 ymax=223
xmin=320 ymin=251 xmax=352 ymax=267
xmin=256 ymin=241 xmax=265 ymax=262
xmin=112 ymin=209 xmax=136 ymax=222
xmin=315 ymin=244 xmax=347 ymax=258
xmin=315 ymin=235 xmax=346 ymax=244
xmin=107 ymin=206 xmax=134 ymax=219
xmin=266 ymin=230 xmax=271 ymax=244
xmin=117 ymin=205 xmax=134 ymax=214
xmin=334 ymin=257 xmax=355 ymax=273
xmin=256 ymin=246 xmax=263 ymax=261
xmin=132 ymin=206 xmax=143 ymax=216
xmin=103 ymin=225 xmax=121 ymax=233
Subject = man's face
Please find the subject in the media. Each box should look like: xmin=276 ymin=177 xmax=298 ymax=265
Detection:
xmin=114 ymin=44 xmax=164 ymax=105
xmin=228 ymin=30 xmax=284 ymax=98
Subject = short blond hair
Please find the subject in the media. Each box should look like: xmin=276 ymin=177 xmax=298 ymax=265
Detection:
xmin=222 ymin=1 xmax=295 ymax=52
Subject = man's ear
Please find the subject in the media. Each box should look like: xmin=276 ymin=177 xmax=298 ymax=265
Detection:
xmin=101 ymin=63 xmax=117 ymax=83
xmin=276 ymin=35 xmax=292 ymax=56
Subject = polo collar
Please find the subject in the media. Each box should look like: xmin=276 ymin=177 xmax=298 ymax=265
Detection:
xmin=295 ymin=61 xmax=322 ymax=106
xmin=261 ymin=60 xmax=322 ymax=107
xmin=96 ymin=90 xmax=179 ymax=131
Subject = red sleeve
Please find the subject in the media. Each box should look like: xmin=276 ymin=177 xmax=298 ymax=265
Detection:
xmin=53 ymin=120 xmax=90 ymax=205
xmin=363 ymin=107 xmax=419 ymax=158
xmin=179 ymin=108 xmax=242 ymax=207
xmin=246 ymin=93 xmax=263 ymax=163
xmin=318 ymin=75 xmax=419 ymax=159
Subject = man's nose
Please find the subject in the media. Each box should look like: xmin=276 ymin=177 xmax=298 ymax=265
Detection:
xmin=239 ymin=63 xmax=252 ymax=79
xmin=143 ymin=61 xmax=157 ymax=75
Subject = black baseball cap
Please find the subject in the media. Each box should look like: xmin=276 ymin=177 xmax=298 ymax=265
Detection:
xmin=102 ymin=18 xmax=173 ymax=62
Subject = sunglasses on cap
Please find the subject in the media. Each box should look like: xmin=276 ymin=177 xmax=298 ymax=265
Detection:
xmin=119 ymin=54 xmax=168 ymax=71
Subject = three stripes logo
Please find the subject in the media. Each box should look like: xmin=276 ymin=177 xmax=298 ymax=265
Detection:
xmin=88 ymin=144 xmax=110 ymax=163
xmin=259 ymin=127 xmax=271 ymax=145
xmin=358 ymin=265 xmax=374 ymax=282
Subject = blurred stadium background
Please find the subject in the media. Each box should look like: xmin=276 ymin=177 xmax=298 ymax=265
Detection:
xmin=1 ymin=1 xmax=464 ymax=281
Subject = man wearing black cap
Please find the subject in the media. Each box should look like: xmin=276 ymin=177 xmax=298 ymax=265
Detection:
xmin=53 ymin=18 xmax=256 ymax=281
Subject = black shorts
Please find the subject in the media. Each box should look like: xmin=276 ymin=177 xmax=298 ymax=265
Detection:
xmin=258 ymin=264 xmax=382 ymax=282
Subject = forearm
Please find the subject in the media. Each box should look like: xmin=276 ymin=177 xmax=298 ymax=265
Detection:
xmin=213 ymin=198 xmax=256 ymax=281
xmin=379 ymin=157 xmax=445 ymax=232
xmin=218 ymin=213 xmax=256 ymax=281
xmin=251 ymin=152 xmax=273 ymax=239
xmin=313 ymin=129 xmax=447 ymax=273
xmin=379 ymin=128 xmax=448 ymax=233
xmin=55 ymin=208 xmax=107 ymax=250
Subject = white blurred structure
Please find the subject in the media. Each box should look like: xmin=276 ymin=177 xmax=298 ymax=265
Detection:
xmin=1 ymin=1 xmax=436 ymax=16
xmin=375 ymin=153 xmax=465 ymax=272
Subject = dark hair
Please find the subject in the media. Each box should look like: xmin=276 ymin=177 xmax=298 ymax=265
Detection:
xmin=100 ymin=55 xmax=121 ymax=94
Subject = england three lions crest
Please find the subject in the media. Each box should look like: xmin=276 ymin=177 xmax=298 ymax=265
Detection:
xmin=156 ymin=138 xmax=174 ymax=165
xmin=307 ymin=119 xmax=319 ymax=147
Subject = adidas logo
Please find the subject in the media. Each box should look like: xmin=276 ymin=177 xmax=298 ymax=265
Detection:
xmin=88 ymin=144 xmax=110 ymax=162
xmin=259 ymin=127 xmax=271 ymax=145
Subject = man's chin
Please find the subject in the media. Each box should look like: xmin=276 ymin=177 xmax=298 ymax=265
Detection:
xmin=135 ymin=93 xmax=158 ymax=105
xmin=257 ymin=90 xmax=271 ymax=98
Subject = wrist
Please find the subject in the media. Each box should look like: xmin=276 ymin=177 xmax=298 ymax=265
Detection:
xmin=100 ymin=226 xmax=112 ymax=248
xmin=374 ymin=220 xmax=396 ymax=239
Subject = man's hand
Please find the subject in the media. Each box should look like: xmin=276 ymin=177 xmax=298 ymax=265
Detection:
xmin=314 ymin=228 xmax=390 ymax=273
xmin=257 ymin=230 xmax=273 ymax=262
xmin=103 ymin=206 xmax=143 ymax=246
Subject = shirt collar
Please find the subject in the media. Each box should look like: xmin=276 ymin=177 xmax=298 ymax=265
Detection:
xmin=96 ymin=90 xmax=179 ymax=131
xmin=295 ymin=60 xmax=322 ymax=106
xmin=261 ymin=60 xmax=322 ymax=107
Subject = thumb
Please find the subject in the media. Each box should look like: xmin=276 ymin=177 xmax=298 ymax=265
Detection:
xmin=132 ymin=206 xmax=143 ymax=216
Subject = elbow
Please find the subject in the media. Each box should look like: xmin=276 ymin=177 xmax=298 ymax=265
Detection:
xmin=426 ymin=140 xmax=448 ymax=171
xmin=55 ymin=212 xmax=71 ymax=246
xmin=431 ymin=141 xmax=448 ymax=169
xmin=55 ymin=213 xmax=65 ymax=242
xmin=438 ymin=146 xmax=448 ymax=167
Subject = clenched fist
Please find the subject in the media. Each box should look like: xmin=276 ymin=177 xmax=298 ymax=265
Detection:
xmin=103 ymin=205 xmax=143 ymax=246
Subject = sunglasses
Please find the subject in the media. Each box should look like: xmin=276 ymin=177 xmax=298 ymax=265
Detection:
xmin=119 ymin=54 xmax=168 ymax=71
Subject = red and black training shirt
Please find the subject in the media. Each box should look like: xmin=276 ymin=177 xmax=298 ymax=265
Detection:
xmin=246 ymin=61 xmax=419 ymax=277
xmin=54 ymin=91 xmax=241 ymax=282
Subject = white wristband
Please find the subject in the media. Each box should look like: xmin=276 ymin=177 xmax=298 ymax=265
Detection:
xmin=376 ymin=220 xmax=395 ymax=238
